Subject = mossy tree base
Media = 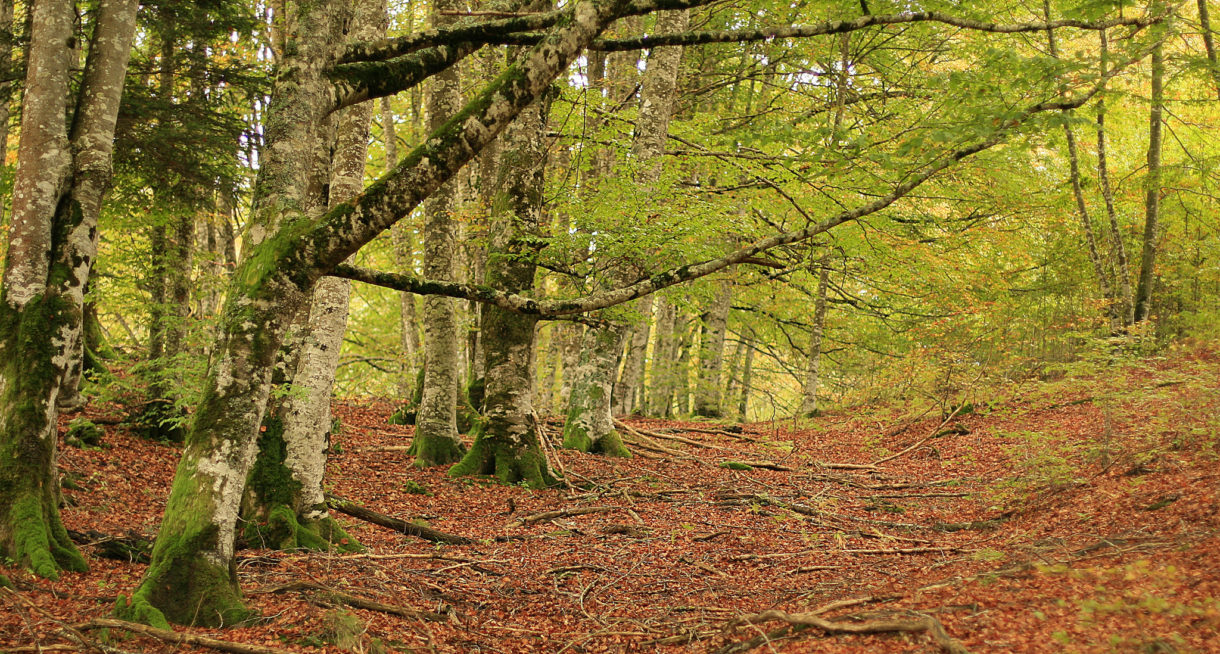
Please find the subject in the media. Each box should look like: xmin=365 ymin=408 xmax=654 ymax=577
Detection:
xmin=448 ymin=426 xmax=557 ymax=488
xmin=561 ymin=426 xmax=632 ymax=458
xmin=4 ymin=493 xmax=88 ymax=580
xmin=409 ymin=432 xmax=467 ymax=468
xmin=116 ymin=525 xmax=255 ymax=628
xmin=243 ymin=505 xmax=363 ymax=553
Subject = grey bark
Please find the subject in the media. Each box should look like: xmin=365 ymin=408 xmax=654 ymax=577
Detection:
xmin=563 ymin=7 xmax=686 ymax=451
xmin=736 ymin=333 xmax=754 ymax=420
xmin=452 ymin=68 xmax=556 ymax=483
xmin=1096 ymin=30 xmax=1133 ymax=325
xmin=1199 ymin=0 xmax=1220 ymax=98
xmin=383 ymin=97 xmax=421 ymax=398
xmin=1133 ymin=42 xmax=1164 ymax=324
xmin=693 ymin=280 xmax=731 ymax=417
xmin=799 ymin=261 xmax=831 ymax=417
xmin=646 ymin=297 xmax=676 ymax=415
xmin=414 ymin=0 xmax=467 ymax=465
xmin=612 ymin=294 xmax=652 ymax=415
xmin=1044 ymin=0 xmax=1114 ymax=324
xmin=0 ymin=0 xmax=138 ymax=579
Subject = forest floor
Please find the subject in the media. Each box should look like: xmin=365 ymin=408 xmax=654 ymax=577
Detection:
xmin=3 ymin=343 xmax=1219 ymax=654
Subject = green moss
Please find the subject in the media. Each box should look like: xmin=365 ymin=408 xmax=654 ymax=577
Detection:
xmin=10 ymin=495 xmax=86 ymax=580
xmin=245 ymin=417 xmax=301 ymax=509
xmin=0 ymin=573 xmax=11 ymax=589
xmin=562 ymin=421 xmax=631 ymax=458
xmin=720 ymin=462 xmax=755 ymax=471
xmin=118 ymin=523 xmax=254 ymax=627
xmin=449 ymin=427 xmax=556 ymax=489
xmin=245 ymin=505 xmax=364 ymax=553
xmin=409 ymin=431 xmax=466 ymax=468
xmin=66 ymin=418 xmax=104 ymax=447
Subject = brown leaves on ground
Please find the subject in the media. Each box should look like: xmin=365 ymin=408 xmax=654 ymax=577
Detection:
xmin=3 ymin=344 xmax=1219 ymax=653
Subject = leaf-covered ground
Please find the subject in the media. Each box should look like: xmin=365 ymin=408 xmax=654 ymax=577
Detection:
xmin=3 ymin=344 xmax=1219 ymax=653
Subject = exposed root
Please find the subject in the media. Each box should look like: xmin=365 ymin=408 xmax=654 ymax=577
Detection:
xmin=76 ymin=618 xmax=297 ymax=654
xmin=254 ymin=581 xmax=446 ymax=621
xmin=506 ymin=506 xmax=624 ymax=528
xmin=720 ymin=608 xmax=969 ymax=654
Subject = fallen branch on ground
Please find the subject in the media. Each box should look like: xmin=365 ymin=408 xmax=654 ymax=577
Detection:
xmin=75 ymin=618 xmax=297 ymax=654
xmin=617 ymin=423 xmax=725 ymax=449
xmin=254 ymin=581 xmax=446 ymax=621
xmin=873 ymin=404 xmax=967 ymax=466
xmin=725 ymin=609 xmax=969 ymax=654
xmin=506 ymin=505 xmax=624 ymax=528
xmin=325 ymin=493 xmax=473 ymax=544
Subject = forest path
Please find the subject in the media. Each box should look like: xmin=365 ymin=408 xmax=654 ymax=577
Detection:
xmin=2 ymin=346 xmax=1218 ymax=653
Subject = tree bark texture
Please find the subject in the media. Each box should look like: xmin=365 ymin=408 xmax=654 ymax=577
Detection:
xmin=646 ymin=297 xmax=677 ymax=416
xmin=1096 ymin=30 xmax=1134 ymax=326
xmin=612 ymin=294 xmax=652 ymax=415
xmin=414 ymin=0 xmax=467 ymax=466
xmin=693 ymin=280 xmax=731 ymax=417
xmin=800 ymin=261 xmax=830 ymax=417
xmin=383 ymin=97 xmax=422 ymax=399
xmin=0 ymin=0 xmax=138 ymax=581
xmin=450 ymin=56 xmax=555 ymax=486
xmin=1133 ymin=42 xmax=1163 ymax=324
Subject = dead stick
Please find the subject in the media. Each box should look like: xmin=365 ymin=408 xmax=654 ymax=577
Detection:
xmin=325 ymin=493 xmax=473 ymax=545
xmin=872 ymin=404 xmax=966 ymax=466
xmin=507 ymin=505 xmax=623 ymax=528
xmin=734 ymin=609 xmax=968 ymax=654
xmin=255 ymin=581 xmax=446 ymax=621
xmin=75 ymin=619 xmax=297 ymax=654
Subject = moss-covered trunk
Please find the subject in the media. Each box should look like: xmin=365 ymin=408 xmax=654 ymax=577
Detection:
xmin=412 ymin=0 xmax=468 ymax=467
xmin=693 ymin=280 xmax=731 ymax=418
xmin=561 ymin=325 xmax=630 ymax=456
xmin=451 ymin=37 xmax=554 ymax=487
xmin=0 ymin=0 xmax=138 ymax=580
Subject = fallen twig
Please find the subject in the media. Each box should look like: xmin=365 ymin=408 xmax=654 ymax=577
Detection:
xmin=255 ymin=581 xmax=446 ymax=621
xmin=506 ymin=505 xmax=624 ymax=528
xmin=725 ymin=608 xmax=969 ymax=654
xmin=873 ymin=404 xmax=966 ymax=466
xmin=75 ymin=618 xmax=298 ymax=654
xmin=325 ymin=493 xmax=473 ymax=545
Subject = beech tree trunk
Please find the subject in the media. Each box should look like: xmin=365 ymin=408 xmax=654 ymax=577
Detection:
xmin=1133 ymin=42 xmax=1163 ymax=324
xmin=450 ymin=46 xmax=554 ymax=485
xmin=413 ymin=0 xmax=467 ymax=466
xmin=123 ymin=0 xmax=628 ymax=626
xmin=1199 ymin=0 xmax=1220 ymax=98
xmin=0 ymin=0 xmax=138 ymax=581
xmin=693 ymin=280 xmax=731 ymax=417
xmin=384 ymin=97 xmax=422 ymax=398
xmin=647 ymin=297 xmax=677 ymax=415
xmin=737 ymin=333 xmax=755 ymax=420
xmin=563 ymin=7 xmax=686 ymax=454
xmin=612 ymin=295 xmax=652 ymax=415
xmin=800 ymin=262 xmax=830 ymax=417
xmin=1096 ymin=30 xmax=1134 ymax=326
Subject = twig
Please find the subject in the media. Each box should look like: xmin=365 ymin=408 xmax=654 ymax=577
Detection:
xmin=254 ymin=581 xmax=446 ymax=621
xmin=532 ymin=410 xmax=575 ymax=491
xmin=728 ymin=609 xmax=969 ymax=654
xmin=872 ymin=404 xmax=966 ymax=466
xmin=506 ymin=506 xmax=623 ymax=528
xmin=75 ymin=618 xmax=298 ymax=654
xmin=325 ymin=493 xmax=473 ymax=544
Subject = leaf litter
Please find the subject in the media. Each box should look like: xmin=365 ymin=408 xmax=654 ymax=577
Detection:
xmin=3 ymin=344 xmax=1219 ymax=653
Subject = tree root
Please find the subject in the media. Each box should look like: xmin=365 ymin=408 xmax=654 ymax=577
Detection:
xmin=324 ymin=494 xmax=473 ymax=545
xmin=720 ymin=608 xmax=969 ymax=654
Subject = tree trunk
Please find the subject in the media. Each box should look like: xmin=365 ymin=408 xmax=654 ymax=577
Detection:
xmin=800 ymin=262 xmax=830 ymax=417
xmin=1133 ymin=42 xmax=1164 ymax=324
xmin=563 ymin=7 xmax=686 ymax=453
xmin=647 ymin=297 xmax=677 ymax=416
xmin=0 ymin=0 xmax=15 ymax=214
xmin=673 ymin=313 xmax=692 ymax=416
xmin=244 ymin=0 xmax=385 ymax=554
xmin=413 ymin=0 xmax=466 ymax=466
xmin=1096 ymin=30 xmax=1134 ymax=326
xmin=383 ymin=97 xmax=422 ymax=399
xmin=450 ymin=51 xmax=555 ymax=486
xmin=737 ymin=334 xmax=754 ymax=420
xmin=0 ymin=0 xmax=137 ymax=581
xmin=612 ymin=294 xmax=652 ymax=415
xmin=693 ymin=280 xmax=731 ymax=417
xmin=1199 ymin=0 xmax=1220 ymax=98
